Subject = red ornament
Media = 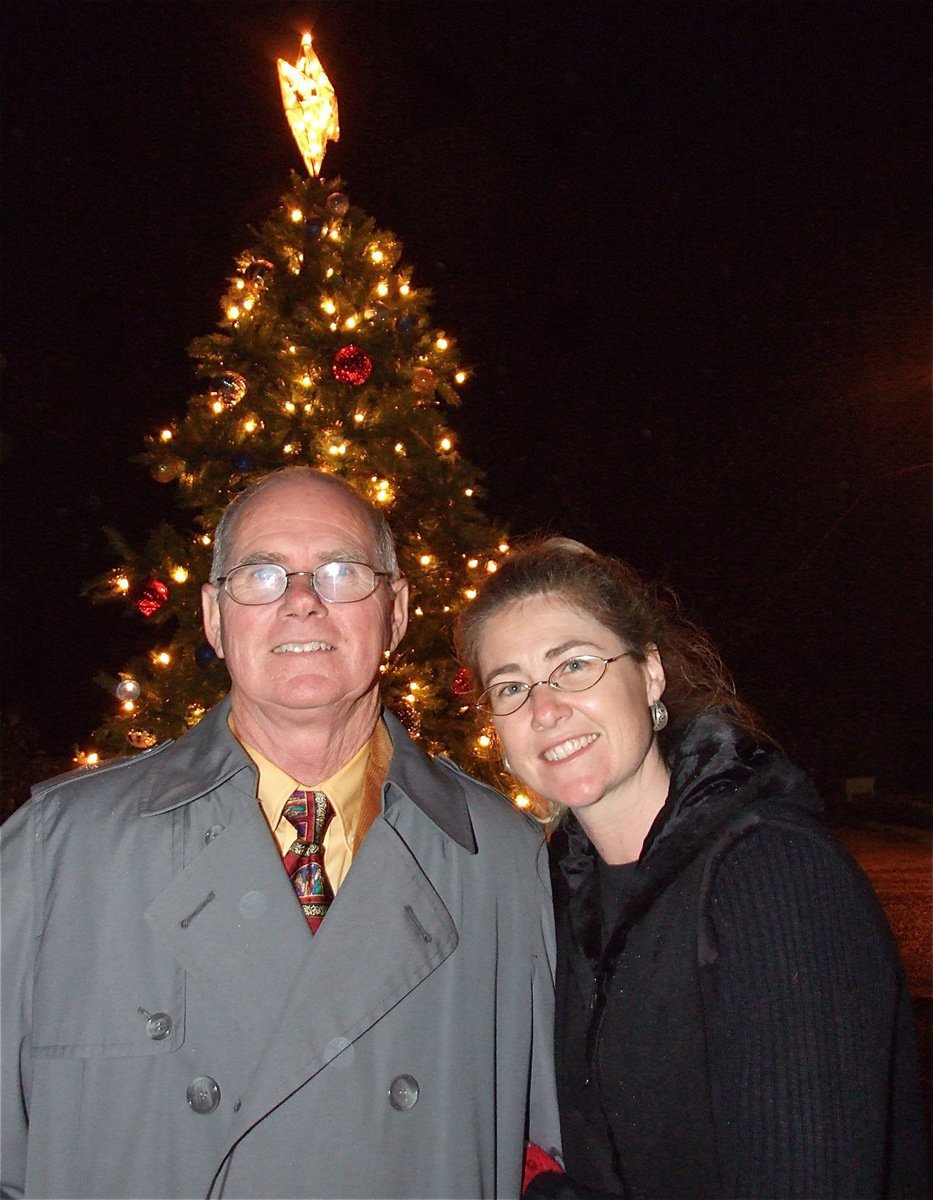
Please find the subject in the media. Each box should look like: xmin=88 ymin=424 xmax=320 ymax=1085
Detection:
xmin=332 ymin=344 xmax=373 ymax=386
xmin=452 ymin=666 xmax=474 ymax=697
xmin=137 ymin=579 xmax=170 ymax=618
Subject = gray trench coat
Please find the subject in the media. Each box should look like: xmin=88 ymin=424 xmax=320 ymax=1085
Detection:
xmin=1 ymin=702 xmax=560 ymax=1199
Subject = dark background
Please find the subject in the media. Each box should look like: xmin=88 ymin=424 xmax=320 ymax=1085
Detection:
xmin=1 ymin=1 xmax=930 ymax=798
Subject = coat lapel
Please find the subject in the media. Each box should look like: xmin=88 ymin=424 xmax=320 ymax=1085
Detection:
xmin=144 ymin=798 xmax=314 ymax=1041
xmin=148 ymin=801 xmax=458 ymax=1153
xmin=222 ymin=813 xmax=458 ymax=1148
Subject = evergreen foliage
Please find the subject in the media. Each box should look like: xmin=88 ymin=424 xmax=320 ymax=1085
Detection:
xmin=86 ymin=172 xmax=514 ymax=796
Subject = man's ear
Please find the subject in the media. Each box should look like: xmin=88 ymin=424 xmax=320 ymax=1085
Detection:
xmin=386 ymin=577 xmax=409 ymax=653
xmin=201 ymin=583 xmax=226 ymax=660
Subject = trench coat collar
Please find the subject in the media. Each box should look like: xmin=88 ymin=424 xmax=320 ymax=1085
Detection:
xmin=134 ymin=697 xmax=477 ymax=853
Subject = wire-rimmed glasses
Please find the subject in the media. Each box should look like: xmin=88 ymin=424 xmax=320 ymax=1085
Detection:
xmin=475 ymin=652 xmax=634 ymax=716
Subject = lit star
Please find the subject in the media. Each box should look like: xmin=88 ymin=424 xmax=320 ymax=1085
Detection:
xmin=277 ymin=32 xmax=339 ymax=177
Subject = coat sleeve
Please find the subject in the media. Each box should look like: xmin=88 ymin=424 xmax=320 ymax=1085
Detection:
xmin=1 ymin=801 xmax=38 ymax=1199
xmin=703 ymin=822 xmax=930 ymax=1199
xmin=526 ymin=834 xmax=564 ymax=1162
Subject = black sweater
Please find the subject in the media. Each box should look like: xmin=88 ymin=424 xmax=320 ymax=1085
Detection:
xmin=531 ymin=712 xmax=929 ymax=1200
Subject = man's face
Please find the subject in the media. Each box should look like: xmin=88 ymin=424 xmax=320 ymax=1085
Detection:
xmin=201 ymin=476 xmax=408 ymax=733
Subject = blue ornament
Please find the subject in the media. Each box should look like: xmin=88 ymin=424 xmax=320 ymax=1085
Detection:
xmin=195 ymin=644 xmax=217 ymax=668
xmin=232 ymin=453 xmax=255 ymax=473
xmin=306 ymin=219 xmax=322 ymax=237
xmin=397 ymin=316 xmax=416 ymax=332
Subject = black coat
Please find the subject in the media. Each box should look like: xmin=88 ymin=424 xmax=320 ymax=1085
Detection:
xmin=531 ymin=711 xmax=929 ymax=1200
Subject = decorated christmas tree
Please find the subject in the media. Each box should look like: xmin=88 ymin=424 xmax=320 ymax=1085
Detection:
xmin=84 ymin=34 xmax=520 ymax=802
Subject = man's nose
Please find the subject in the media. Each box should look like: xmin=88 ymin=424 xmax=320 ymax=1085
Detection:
xmin=282 ymin=573 xmax=326 ymax=614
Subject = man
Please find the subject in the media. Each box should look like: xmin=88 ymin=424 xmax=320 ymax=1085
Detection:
xmin=1 ymin=467 xmax=561 ymax=1199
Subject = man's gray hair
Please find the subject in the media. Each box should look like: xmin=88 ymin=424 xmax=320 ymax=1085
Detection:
xmin=209 ymin=466 xmax=401 ymax=582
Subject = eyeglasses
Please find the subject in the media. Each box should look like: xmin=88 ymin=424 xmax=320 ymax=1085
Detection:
xmin=475 ymin=652 xmax=635 ymax=716
xmin=216 ymin=560 xmax=390 ymax=605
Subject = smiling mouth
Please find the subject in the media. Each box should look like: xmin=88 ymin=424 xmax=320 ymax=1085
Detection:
xmin=542 ymin=733 xmax=599 ymax=763
xmin=272 ymin=641 xmax=335 ymax=654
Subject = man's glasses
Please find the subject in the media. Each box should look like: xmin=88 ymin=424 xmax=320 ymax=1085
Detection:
xmin=475 ymin=652 xmax=634 ymax=716
xmin=216 ymin=560 xmax=390 ymax=605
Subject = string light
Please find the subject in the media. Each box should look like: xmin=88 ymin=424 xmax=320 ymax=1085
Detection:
xmin=113 ymin=574 xmax=130 ymax=593
xmin=376 ymin=281 xmax=389 ymax=297
xmin=439 ymin=437 xmax=452 ymax=452
xmin=171 ymin=567 xmax=189 ymax=583
xmin=353 ymin=412 xmax=365 ymax=424
xmin=419 ymin=554 xmax=434 ymax=567
xmin=454 ymin=371 xmax=467 ymax=384
xmin=513 ymin=793 xmax=531 ymax=809
xmin=486 ymin=560 xmax=498 ymax=573
xmin=435 ymin=337 xmax=448 ymax=350
xmin=467 ymin=558 xmax=479 ymax=569
xmin=153 ymin=651 xmax=172 ymax=667
xmin=291 ymin=208 xmax=303 ymax=222
xmin=159 ymin=429 xmax=173 ymax=442
xmin=464 ymin=588 xmax=477 ymax=601
xmin=478 ymin=734 xmax=492 ymax=749
xmin=211 ymin=400 xmax=225 ymax=415
xmin=227 ymin=305 xmax=240 ymax=321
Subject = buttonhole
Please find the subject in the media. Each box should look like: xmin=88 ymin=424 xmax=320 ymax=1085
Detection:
xmin=180 ymin=890 xmax=216 ymax=928
xmin=403 ymin=904 xmax=432 ymax=943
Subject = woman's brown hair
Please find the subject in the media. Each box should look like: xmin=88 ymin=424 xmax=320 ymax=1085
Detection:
xmin=455 ymin=537 xmax=763 ymax=764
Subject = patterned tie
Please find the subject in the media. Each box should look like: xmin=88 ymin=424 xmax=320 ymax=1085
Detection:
xmin=282 ymin=789 xmax=334 ymax=933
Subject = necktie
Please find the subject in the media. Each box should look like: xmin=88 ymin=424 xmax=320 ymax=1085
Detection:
xmin=282 ymin=789 xmax=334 ymax=933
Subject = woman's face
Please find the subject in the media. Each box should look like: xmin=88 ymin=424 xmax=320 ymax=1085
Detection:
xmin=476 ymin=592 xmax=669 ymax=822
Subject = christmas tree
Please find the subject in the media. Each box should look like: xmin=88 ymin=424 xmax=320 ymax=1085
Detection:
xmin=84 ymin=34 xmax=520 ymax=802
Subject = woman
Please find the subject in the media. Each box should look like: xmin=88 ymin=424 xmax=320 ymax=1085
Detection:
xmin=456 ymin=538 xmax=928 ymax=1199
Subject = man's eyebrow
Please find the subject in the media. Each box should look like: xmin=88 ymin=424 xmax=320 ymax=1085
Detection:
xmin=230 ymin=551 xmax=287 ymax=566
xmin=231 ymin=548 xmax=371 ymax=567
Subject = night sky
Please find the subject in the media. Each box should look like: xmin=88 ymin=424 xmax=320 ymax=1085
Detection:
xmin=2 ymin=2 xmax=929 ymax=793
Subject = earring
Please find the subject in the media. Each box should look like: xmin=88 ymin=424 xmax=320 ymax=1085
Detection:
xmin=502 ymin=755 xmax=513 ymax=773
xmin=650 ymin=700 xmax=668 ymax=732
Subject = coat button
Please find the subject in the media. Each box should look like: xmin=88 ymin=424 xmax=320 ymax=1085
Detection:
xmin=388 ymin=1074 xmax=419 ymax=1110
xmin=145 ymin=1012 xmax=172 ymax=1040
xmin=187 ymin=1076 xmax=221 ymax=1114
xmin=204 ymin=824 xmax=225 ymax=844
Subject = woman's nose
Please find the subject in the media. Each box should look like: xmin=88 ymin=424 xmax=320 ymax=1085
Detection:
xmin=529 ymin=682 xmax=571 ymax=727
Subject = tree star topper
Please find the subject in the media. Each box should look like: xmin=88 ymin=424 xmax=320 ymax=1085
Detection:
xmin=277 ymin=32 xmax=339 ymax=177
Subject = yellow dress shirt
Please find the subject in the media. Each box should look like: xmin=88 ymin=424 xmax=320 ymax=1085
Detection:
xmin=236 ymin=719 xmax=389 ymax=892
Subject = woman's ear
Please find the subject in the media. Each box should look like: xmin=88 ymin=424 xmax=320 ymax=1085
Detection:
xmin=642 ymin=644 xmax=666 ymax=704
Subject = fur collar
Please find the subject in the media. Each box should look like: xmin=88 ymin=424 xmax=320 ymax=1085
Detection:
xmin=551 ymin=709 xmax=822 ymax=970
